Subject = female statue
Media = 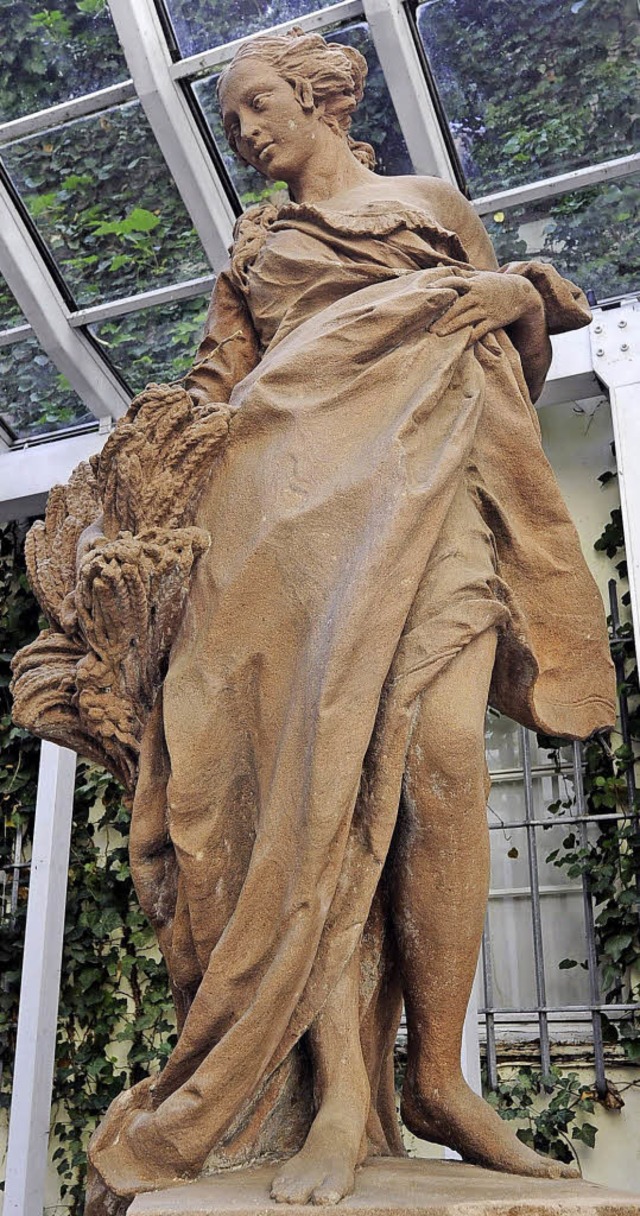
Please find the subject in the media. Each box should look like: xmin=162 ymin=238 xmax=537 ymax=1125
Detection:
xmin=84 ymin=28 xmax=615 ymax=1212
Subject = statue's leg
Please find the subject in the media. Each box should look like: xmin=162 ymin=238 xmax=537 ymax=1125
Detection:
xmin=395 ymin=627 xmax=579 ymax=1179
xmin=271 ymin=948 xmax=370 ymax=1205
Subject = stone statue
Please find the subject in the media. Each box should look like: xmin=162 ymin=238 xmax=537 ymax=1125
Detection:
xmin=12 ymin=28 xmax=616 ymax=1216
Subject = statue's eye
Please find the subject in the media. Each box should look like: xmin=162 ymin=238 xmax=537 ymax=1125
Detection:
xmin=252 ymin=94 xmax=267 ymax=111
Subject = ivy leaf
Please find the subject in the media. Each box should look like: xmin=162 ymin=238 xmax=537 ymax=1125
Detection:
xmin=572 ymin=1122 xmax=597 ymax=1148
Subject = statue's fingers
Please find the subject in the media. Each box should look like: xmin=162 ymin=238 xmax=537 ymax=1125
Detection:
xmin=431 ymin=302 xmax=485 ymax=335
xmin=432 ymin=274 xmax=471 ymax=295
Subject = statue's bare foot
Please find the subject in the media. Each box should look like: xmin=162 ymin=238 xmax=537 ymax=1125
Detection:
xmin=402 ymin=1074 xmax=580 ymax=1180
xmin=271 ymin=1103 xmax=363 ymax=1205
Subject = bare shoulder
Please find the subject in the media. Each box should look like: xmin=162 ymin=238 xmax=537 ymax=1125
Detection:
xmin=407 ymin=176 xmax=474 ymax=227
xmin=407 ymin=175 xmax=499 ymax=268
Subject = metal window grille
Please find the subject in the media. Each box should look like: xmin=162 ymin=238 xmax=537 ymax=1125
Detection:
xmin=481 ymin=579 xmax=640 ymax=1095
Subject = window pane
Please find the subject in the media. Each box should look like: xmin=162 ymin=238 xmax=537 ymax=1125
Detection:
xmin=0 ymin=335 xmax=93 ymax=440
xmin=416 ymin=0 xmax=640 ymax=195
xmin=0 ymin=274 xmax=25 ymax=330
xmin=163 ymin=0 xmax=329 ymax=59
xmin=91 ymin=294 xmax=210 ymax=394
xmin=2 ymin=102 xmax=210 ymax=307
xmin=192 ymin=21 xmax=411 ymax=206
xmin=0 ymin=1 xmax=128 ymax=123
xmin=483 ymin=173 xmax=640 ymax=302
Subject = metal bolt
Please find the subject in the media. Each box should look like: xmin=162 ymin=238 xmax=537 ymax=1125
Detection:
xmin=620 ymin=342 xmax=629 ymax=352
xmin=595 ymin=347 xmax=604 ymax=356
xmin=593 ymin=324 xmax=603 ymax=333
xmin=618 ymin=318 xmax=627 ymax=328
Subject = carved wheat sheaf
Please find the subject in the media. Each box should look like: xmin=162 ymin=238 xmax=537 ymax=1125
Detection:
xmin=11 ymin=383 xmax=231 ymax=795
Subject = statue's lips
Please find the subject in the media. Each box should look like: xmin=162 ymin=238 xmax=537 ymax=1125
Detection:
xmin=257 ymin=142 xmax=276 ymax=161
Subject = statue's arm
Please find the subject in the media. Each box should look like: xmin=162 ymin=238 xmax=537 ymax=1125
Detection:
xmin=418 ymin=178 xmax=553 ymax=402
xmin=186 ymin=265 xmax=261 ymax=406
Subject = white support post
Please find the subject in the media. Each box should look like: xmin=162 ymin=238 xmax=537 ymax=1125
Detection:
xmin=589 ymin=303 xmax=640 ymax=641
xmin=361 ymin=0 xmax=457 ymax=182
xmin=4 ymin=743 xmax=77 ymax=1216
xmin=0 ymin=184 xmax=130 ymax=423
xmin=107 ymin=0 xmax=235 ymax=271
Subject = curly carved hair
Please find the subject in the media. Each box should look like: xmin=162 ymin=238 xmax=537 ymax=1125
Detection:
xmin=217 ymin=28 xmax=376 ymax=170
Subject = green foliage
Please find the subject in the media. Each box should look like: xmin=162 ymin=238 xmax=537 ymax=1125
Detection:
xmin=486 ymin=1066 xmax=600 ymax=1164
xmin=3 ymin=105 xmax=209 ymax=309
xmin=418 ymin=0 xmax=640 ymax=300
xmin=417 ymin=0 xmax=639 ymax=193
xmin=91 ymin=294 xmax=210 ymax=394
xmin=166 ymin=0 xmax=325 ymax=58
xmin=0 ymin=335 xmax=92 ymax=439
xmin=0 ymin=522 xmax=176 ymax=1213
xmin=0 ymin=0 xmax=127 ymax=123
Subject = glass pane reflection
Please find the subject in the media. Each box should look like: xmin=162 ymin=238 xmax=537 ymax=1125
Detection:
xmin=164 ymin=0 xmax=328 ymax=59
xmin=192 ymin=21 xmax=411 ymax=207
xmin=2 ymin=102 xmax=209 ymax=307
xmin=0 ymin=274 xmax=25 ymax=330
xmin=0 ymin=335 xmax=93 ymax=440
xmin=483 ymin=172 xmax=640 ymax=302
xmin=0 ymin=0 xmax=127 ymax=124
xmin=91 ymin=294 xmax=211 ymax=394
xmin=416 ymin=0 xmax=640 ymax=196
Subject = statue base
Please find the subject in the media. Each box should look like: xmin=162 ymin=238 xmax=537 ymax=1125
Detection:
xmin=129 ymin=1156 xmax=640 ymax=1216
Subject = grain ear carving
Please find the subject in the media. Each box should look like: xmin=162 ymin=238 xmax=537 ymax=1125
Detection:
xmin=11 ymin=383 xmax=230 ymax=795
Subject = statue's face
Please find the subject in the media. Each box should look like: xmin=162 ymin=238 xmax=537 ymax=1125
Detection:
xmin=220 ymin=59 xmax=321 ymax=182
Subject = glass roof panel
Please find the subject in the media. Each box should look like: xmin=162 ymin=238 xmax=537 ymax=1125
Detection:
xmin=1 ymin=101 xmax=210 ymax=308
xmin=0 ymin=0 xmax=128 ymax=124
xmin=162 ymin=0 xmax=330 ymax=59
xmin=192 ymin=21 xmax=411 ymax=206
xmin=416 ymin=0 xmax=640 ymax=196
xmin=91 ymin=293 xmax=211 ymax=393
xmin=0 ymin=273 xmax=26 ymax=330
xmin=0 ymin=333 xmax=93 ymax=440
xmin=483 ymin=171 xmax=640 ymax=302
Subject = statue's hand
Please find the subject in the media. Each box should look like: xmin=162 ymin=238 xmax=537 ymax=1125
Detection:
xmin=429 ymin=271 xmax=543 ymax=343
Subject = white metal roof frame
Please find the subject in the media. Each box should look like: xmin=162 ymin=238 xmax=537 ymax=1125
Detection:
xmin=0 ymin=0 xmax=638 ymax=454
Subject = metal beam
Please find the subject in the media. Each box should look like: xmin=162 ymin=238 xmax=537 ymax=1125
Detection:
xmin=361 ymin=0 xmax=457 ymax=182
xmin=3 ymin=742 xmax=77 ymax=1216
xmin=0 ymin=81 xmax=136 ymax=147
xmin=0 ymin=427 xmax=108 ymax=521
xmin=589 ymin=301 xmax=640 ymax=643
xmin=107 ymin=0 xmax=235 ymax=270
xmin=69 ymin=273 xmax=214 ymax=327
xmin=0 ymin=183 xmax=130 ymax=421
xmin=538 ymin=326 xmax=599 ymax=407
xmin=171 ymin=0 xmax=364 ymax=77
xmin=474 ymin=152 xmax=640 ymax=216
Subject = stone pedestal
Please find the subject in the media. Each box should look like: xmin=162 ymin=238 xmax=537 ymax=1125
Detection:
xmin=130 ymin=1157 xmax=640 ymax=1216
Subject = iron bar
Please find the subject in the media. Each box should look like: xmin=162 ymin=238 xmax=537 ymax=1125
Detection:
xmin=488 ymin=811 xmax=635 ymax=830
xmin=480 ymin=924 xmax=498 ymax=1090
xmin=479 ymin=1003 xmax=640 ymax=1015
xmin=520 ymin=727 xmax=552 ymax=1080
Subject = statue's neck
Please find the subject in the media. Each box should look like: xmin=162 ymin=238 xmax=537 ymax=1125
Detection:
xmin=287 ymin=130 xmax=373 ymax=205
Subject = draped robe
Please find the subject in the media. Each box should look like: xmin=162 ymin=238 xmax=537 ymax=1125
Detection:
xmin=87 ymin=199 xmax=615 ymax=1206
